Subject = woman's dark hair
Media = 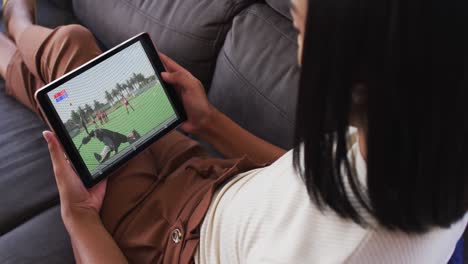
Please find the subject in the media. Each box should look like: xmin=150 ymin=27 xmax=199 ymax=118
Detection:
xmin=294 ymin=0 xmax=467 ymax=233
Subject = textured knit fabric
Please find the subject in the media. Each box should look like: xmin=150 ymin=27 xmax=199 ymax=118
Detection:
xmin=194 ymin=142 xmax=468 ymax=263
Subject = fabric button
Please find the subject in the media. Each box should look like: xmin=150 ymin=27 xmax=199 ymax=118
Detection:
xmin=171 ymin=228 xmax=183 ymax=244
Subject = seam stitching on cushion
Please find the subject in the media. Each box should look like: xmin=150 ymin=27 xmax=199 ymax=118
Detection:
xmin=265 ymin=0 xmax=293 ymax=21
xmin=219 ymin=50 xmax=293 ymax=124
xmin=119 ymin=0 xmax=216 ymax=45
xmin=213 ymin=1 xmax=251 ymax=47
xmin=209 ymin=1 xmax=254 ymax=88
xmin=208 ymin=1 xmax=239 ymax=89
xmin=213 ymin=2 xmax=235 ymax=46
xmin=236 ymin=9 xmax=297 ymax=44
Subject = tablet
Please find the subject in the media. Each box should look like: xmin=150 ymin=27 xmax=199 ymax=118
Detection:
xmin=35 ymin=33 xmax=186 ymax=188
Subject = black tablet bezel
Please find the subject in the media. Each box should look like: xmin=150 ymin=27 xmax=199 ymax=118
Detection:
xmin=35 ymin=33 xmax=186 ymax=188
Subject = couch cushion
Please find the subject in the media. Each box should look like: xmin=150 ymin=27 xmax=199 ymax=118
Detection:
xmin=72 ymin=0 xmax=255 ymax=89
xmin=36 ymin=0 xmax=78 ymax=28
xmin=208 ymin=4 xmax=300 ymax=149
xmin=0 ymin=0 xmax=75 ymax=261
xmin=0 ymin=0 xmax=75 ymax=238
xmin=0 ymin=0 xmax=78 ymax=32
xmin=0 ymin=206 xmax=73 ymax=264
xmin=265 ymin=0 xmax=292 ymax=20
xmin=45 ymin=0 xmax=73 ymax=12
xmin=0 ymin=82 xmax=60 ymax=235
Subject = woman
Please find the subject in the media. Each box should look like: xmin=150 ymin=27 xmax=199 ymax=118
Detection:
xmin=1 ymin=0 xmax=466 ymax=262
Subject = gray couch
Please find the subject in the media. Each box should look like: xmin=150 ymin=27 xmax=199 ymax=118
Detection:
xmin=0 ymin=0 xmax=299 ymax=262
xmin=3 ymin=1 xmax=464 ymax=263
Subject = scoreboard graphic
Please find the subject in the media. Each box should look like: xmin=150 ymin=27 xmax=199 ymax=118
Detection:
xmin=54 ymin=89 xmax=69 ymax=103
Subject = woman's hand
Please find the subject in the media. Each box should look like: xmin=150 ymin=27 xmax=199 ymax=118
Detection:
xmin=43 ymin=131 xmax=107 ymax=225
xmin=159 ymin=53 xmax=215 ymax=135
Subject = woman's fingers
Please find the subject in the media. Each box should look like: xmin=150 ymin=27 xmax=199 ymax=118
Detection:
xmin=43 ymin=131 xmax=80 ymax=192
xmin=92 ymin=178 xmax=107 ymax=198
xmin=43 ymin=131 xmax=68 ymax=180
xmin=161 ymin=71 xmax=188 ymax=94
xmin=159 ymin=52 xmax=185 ymax=73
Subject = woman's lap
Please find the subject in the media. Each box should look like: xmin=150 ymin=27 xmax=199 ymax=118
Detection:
xmin=3 ymin=22 xmax=211 ymax=234
xmin=5 ymin=24 xmax=100 ymax=118
xmin=4 ymin=23 xmax=270 ymax=263
xmin=101 ymin=130 xmax=210 ymax=234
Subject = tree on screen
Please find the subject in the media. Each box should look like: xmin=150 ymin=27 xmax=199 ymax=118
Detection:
xmin=117 ymin=83 xmax=129 ymax=96
xmin=126 ymin=80 xmax=135 ymax=93
xmin=78 ymin=106 xmax=87 ymax=122
xmin=84 ymin=104 xmax=94 ymax=119
xmin=71 ymin=110 xmax=81 ymax=125
xmin=135 ymin=73 xmax=146 ymax=88
xmin=131 ymin=73 xmax=138 ymax=88
xmin=148 ymin=75 xmax=156 ymax=82
xmin=111 ymin=88 xmax=120 ymax=103
xmin=105 ymin=90 xmax=114 ymax=105
xmin=93 ymin=100 xmax=105 ymax=112
xmin=122 ymin=83 xmax=130 ymax=94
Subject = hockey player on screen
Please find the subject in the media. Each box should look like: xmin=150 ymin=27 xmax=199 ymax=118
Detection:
xmin=79 ymin=128 xmax=141 ymax=163
xmin=101 ymin=110 xmax=109 ymax=123
xmin=96 ymin=112 xmax=104 ymax=125
xmin=121 ymin=95 xmax=135 ymax=114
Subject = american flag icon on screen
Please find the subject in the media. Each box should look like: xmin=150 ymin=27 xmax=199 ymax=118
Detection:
xmin=54 ymin=89 xmax=68 ymax=103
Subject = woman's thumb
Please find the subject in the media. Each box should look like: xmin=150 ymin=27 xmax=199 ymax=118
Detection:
xmin=43 ymin=130 xmax=54 ymax=142
xmin=43 ymin=131 xmax=68 ymax=182
xmin=43 ymin=130 xmax=57 ymax=152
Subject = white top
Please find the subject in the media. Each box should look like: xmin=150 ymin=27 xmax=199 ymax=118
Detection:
xmin=194 ymin=141 xmax=467 ymax=263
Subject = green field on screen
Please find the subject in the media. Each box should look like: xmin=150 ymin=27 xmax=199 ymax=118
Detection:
xmin=72 ymin=84 xmax=176 ymax=173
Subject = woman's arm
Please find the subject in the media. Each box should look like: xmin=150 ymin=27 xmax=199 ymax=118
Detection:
xmin=196 ymin=108 xmax=286 ymax=164
xmin=159 ymin=54 xmax=286 ymax=164
xmin=43 ymin=131 xmax=127 ymax=263
xmin=66 ymin=210 xmax=127 ymax=264
xmin=71 ymin=238 xmax=82 ymax=264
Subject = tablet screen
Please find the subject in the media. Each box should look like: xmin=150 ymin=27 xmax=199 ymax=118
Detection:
xmin=46 ymin=41 xmax=179 ymax=177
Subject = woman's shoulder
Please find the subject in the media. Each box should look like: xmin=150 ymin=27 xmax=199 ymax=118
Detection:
xmin=216 ymin=149 xmax=371 ymax=262
xmin=224 ymin=147 xmax=466 ymax=263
